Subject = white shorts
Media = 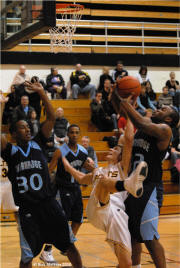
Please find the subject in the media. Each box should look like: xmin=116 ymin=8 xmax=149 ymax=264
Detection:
xmin=0 ymin=181 xmax=19 ymax=211
xmin=86 ymin=192 xmax=131 ymax=254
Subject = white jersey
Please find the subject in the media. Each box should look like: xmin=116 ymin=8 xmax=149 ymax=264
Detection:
xmin=86 ymin=164 xmax=131 ymax=253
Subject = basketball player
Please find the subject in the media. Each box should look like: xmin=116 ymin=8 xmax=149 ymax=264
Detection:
xmin=111 ymin=90 xmax=179 ymax=268
xmin=0 ymin=84 xmax=84 ymax=268
xmin=61 ymin=119 xmax=148 ymax=268
xmin=40 ymin=124 xmax=93 ymax=260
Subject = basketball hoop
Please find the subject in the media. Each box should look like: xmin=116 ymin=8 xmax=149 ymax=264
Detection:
xmin=49 ymin=3 xmax=84 ymax=53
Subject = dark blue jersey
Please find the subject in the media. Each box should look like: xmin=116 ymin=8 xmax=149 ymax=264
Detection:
xmin=131 ymin=130 xmax=168 ymax=184
xmin=55 ymin=143 xmax=88 ymax=187
xmin=1 ymin=133 xmax=53 ymax=208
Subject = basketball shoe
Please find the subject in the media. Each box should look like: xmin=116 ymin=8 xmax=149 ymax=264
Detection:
xmin=124 ymin=161 xmax=148 ymax=198
xmin=40 ymin=250 xmax=57 ymax=264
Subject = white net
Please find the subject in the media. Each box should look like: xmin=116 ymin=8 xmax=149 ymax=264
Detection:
xmin=49 ymin=4 xmax=83 ymax=53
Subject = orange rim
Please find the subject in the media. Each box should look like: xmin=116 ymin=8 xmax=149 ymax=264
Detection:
xmin=56 ymin=3 xmax=84 ymax=14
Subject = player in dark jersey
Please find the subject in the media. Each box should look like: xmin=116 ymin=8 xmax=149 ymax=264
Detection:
xmin=0 ymin=84 xmax=84 ymax=268
xmin=40 ymin=124 xmax=93 ymax=260
xmin=111 ymin=90 xmax=179 ymax=268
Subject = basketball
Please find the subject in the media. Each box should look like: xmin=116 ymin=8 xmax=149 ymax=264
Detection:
xmin=116 ymin=76 xmax=141 ymax=99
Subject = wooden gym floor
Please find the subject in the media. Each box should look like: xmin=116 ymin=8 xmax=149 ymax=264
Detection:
xmin=1 ymin=215 xmax=180 ymax=268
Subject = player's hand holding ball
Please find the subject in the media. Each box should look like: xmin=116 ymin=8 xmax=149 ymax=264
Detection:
xmin=111 ymin=76 xmax=141 ymax=113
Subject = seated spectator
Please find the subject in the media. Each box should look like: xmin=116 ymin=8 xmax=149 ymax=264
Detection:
xmin=81 ymin=136 xmax=98 ymax=174
xmin=46 ymin=67 xmax=67 ymax=99
xmin=54 ymin=107 xmax=70 ymax=145
xmin=100 ymin=79 xmax=113 ymax=101
xmin=98 ymin=66 xmax=114 ymax=91
xmin=118 ymin=112 xmax=136 ymax=136
xmin=157 ymin=86 xmax=173 ymax=108
xmin=111 ymin=61 xmax=128 ymax=82
xmin=12 ymin=95 xmax=35 ymax=123
xmin=137 ymin=82 xmax=156 ymax=115
xmin=170 ymin=120 xmax=180 ymax=183
xmin=70 ymin=63 xmax=96 ymax=99
xmin=145 ymin=80 xmax=157 ymax=106
xmin=12 ymin=65 xmax=30 ymax=86
xmin=2 ymin=84 xmax=19 ymax=125
xmin=100 ymin=80 xmax=118 ymax=130
xmin=136 ymin=65 xmax=150 ymax=84
xmin=166 ymin=71 xmax=179 ymax=96
xmin=28 ymin=110 xmax=40 ymax=138
xmin=90 ymin=92 xmax=117 ymax=131
xmin=23 ymin=76 xmax=44 ymax=120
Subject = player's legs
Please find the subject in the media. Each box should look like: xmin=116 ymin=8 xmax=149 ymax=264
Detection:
xmin=71 ymin=221 xmax=82 ymax=236
xmin=19 ymin=260 xmax=32 ymax=268
xmin=71 ymin=186 xmax=83 ymax=235
xmin=114 ymin=243 xmax=132 ymax=268
xmin=145 ymin=238 xmax=166 ymax=268
xmin=131 ymin=238 xmax=142 ymax=266
xmin=66 ymin=243 xmax=83 ymax=268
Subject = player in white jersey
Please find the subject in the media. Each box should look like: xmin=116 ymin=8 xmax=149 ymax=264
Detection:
xmin=62 ymin=119 xmax=148 ymax=268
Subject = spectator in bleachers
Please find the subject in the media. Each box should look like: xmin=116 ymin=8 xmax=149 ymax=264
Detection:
xmin=166 ymin=71 xmax=179 ymax=96
xmin=70 ymin=63 xmax=96 ymax=99
xmin=100 ymin=79 xmax=118 ymax=130
xmin=136 ymin=82 xmax=156 ymax=115
xmin=2 ymin=84 xmax=19 ymax=125
xmin=90 ymin=91 xmax=117 ymax=131
xmin=157 ymin=86 xmax=173 ymax=108
xmin=54 ymin=107 xmax=69 ymax=145
xmin=98 ymin=66 xmax=114 ymax=91
xmin=136 ymin=65 xmax=150 ymax=84
xmin=12 ymin=95 xmax=35 ymax=123
xmin=23 ymin=76 xmax=43 ymax=120
xmin=118 ymin=112 xmax=136 ymax=136
xmin=28 ymin=110 xmax=40 ymax=138
xmin=145 ymin=80 xmax=157 ymax=106
xmin=81 ymin=136 xmax=98 ymax=174
xmin=46 ymin=67 xmax=67 ymax=99
xmin=111 ymin=61 xmax=128 ymax=82
xmin=12 ymin=65 xmax=30 ymax=86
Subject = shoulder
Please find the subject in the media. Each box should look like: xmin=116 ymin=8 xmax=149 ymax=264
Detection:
xmin=78 ymin=144 xmax=88 ymax=155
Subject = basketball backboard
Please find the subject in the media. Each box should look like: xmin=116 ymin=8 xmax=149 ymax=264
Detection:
xmin=1 ymin=0 xmax=56 ymax=50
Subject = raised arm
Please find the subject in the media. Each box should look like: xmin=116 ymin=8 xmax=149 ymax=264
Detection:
xmin=0 ymin=93 xmax=9 ymax=152
xmin=62 ymin=157 xmax=93 ymax=185
xmin=112 ymin=91 xmax=172 ymax=151
xmin=120 ymin=118 xmax=134 ymax=176
xmin=24 ymin=81 xmax=55 ymax=138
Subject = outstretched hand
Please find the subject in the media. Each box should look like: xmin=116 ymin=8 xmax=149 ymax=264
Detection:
xmin=24 ymin=81 xmax=44 ymax=93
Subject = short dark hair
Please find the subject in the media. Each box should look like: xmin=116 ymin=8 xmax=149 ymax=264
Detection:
xmin=31 ymin=76 xmax=39 ymax=83
xmin=169 ymin=106 xmax=179 ymax=128
xmin=67 ymin=124 xmax=80 ymax=133
xmin=117 ymin=61 xmax=123 ymax=65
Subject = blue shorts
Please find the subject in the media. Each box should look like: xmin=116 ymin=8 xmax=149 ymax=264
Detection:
xmin=125 ymin=183 xmax=162 ymax=243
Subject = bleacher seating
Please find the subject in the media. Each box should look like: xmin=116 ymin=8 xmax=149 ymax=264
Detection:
xmin=5 ymin=0 xmax=180 ymax=54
